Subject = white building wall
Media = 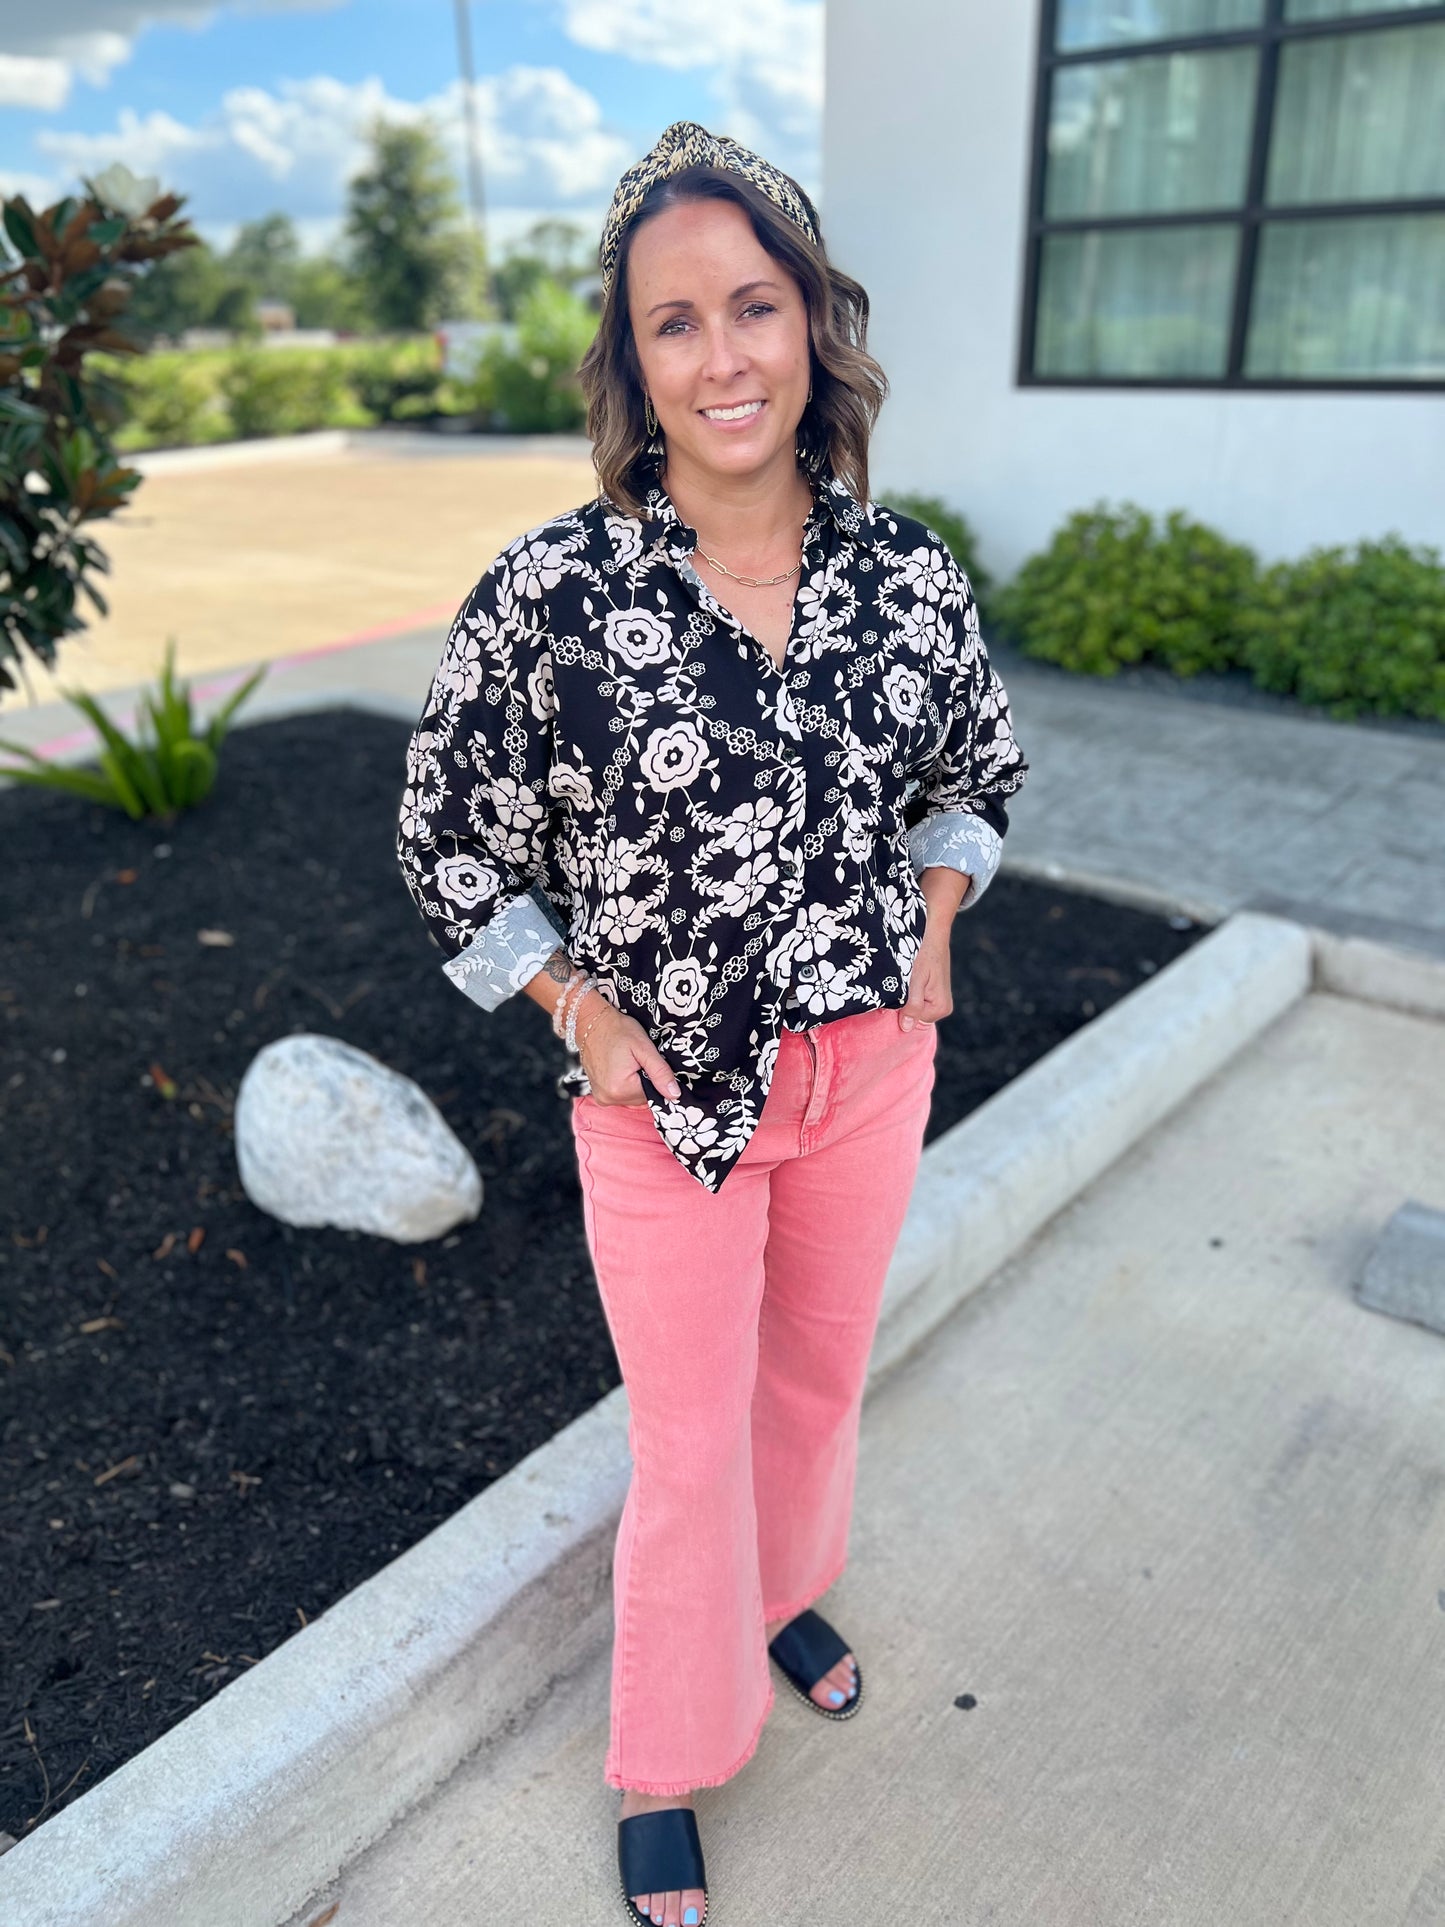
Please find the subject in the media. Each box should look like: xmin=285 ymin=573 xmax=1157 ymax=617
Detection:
xmin=822 ymin=0 xmax=1442 ymax=581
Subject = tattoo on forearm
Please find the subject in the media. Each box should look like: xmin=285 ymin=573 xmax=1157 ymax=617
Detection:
xmin=542 ymin=947 xmax=576 ymax=985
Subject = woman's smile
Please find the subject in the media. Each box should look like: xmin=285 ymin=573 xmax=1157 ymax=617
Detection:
xmin=698 ymin=398 xmax=767 ymax=427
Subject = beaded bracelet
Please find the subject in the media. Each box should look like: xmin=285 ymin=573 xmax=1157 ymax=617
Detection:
xmin=560 ymin=975 xmax=587 ymax=1050
xmin=550 ymin=965 xmax=587 ymax=1040
xmin=565 ymin=974 xmax=599 ymax=1052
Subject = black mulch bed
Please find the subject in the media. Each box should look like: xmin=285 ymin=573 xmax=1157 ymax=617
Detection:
xmin=0 ymin=706 xmax=1206 ymax=1841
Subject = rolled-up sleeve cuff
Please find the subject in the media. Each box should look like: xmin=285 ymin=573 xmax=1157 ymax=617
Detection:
xmin=907 ymin=810 xmax=1004 ymax=912
xmin=440 ymin=891 xmax=564 ymax=1013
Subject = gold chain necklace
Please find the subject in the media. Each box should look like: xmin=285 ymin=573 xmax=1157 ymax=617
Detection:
xmin=693 ymin=544 xmax=803 ymax=589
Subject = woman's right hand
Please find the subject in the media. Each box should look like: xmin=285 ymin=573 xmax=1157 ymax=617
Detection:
xmin=577 ymin=995 xmax=681 ymax=1105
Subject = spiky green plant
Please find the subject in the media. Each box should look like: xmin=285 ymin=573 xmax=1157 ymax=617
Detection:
xmin=0 ymin=637 xmax=266 ymax=821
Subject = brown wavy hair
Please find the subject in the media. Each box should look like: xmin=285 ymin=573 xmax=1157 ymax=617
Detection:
xmin=579 ymin=164 xmax=889 ymax=518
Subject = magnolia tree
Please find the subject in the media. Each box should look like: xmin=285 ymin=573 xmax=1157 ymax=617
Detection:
xmin=0 ymin=162 xmax=198 ymax=696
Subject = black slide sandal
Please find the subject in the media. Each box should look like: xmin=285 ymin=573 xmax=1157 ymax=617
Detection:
xmin=617 ymin=1807 xmax=710 ymax=1926
xmin=767 ymin=1607 xmax=863 ymax=1720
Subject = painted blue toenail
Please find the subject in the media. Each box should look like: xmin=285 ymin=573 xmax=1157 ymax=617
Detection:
xmin=828 ymin=1688 xmax=845 ymax=1704
xmin=685 ymin=1910 xmax=700 ymax=1924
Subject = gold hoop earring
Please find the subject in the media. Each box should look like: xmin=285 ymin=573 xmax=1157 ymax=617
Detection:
xmin=644 ymin=394 xmax=658 ymax=437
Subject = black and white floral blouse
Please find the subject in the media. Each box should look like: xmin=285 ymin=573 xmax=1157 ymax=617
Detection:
xmin=396 ymin=457 xmax=1028 ymax=1194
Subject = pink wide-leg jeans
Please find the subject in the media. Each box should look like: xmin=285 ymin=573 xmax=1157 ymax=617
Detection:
xmin=569 ymin=1002 xmax=938 ymax=1795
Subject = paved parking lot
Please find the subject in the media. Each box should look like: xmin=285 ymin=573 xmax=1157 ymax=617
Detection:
xmin=0 ymin=431 xmax=595 ymax=711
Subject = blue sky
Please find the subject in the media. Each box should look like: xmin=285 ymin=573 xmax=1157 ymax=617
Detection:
xmin=0 ymin=0 xmax=822 ymax=255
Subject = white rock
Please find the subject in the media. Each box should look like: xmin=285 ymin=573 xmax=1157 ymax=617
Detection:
xmin=234 ymin=1034 xmax=482 ymax=1243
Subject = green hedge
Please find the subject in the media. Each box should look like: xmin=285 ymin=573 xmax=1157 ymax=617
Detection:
xmin=95 ymin=298 xmax=597 ymax=451
xmin=97 ymin=338 xmax=456 ymax=450
xmin=993 ymin=500 xmax=1445 ymax=722
xmin=992 ymin=502 xmax=1257 ymax=679
xmin=1240 ymin=536 xmax=1445 ymax=722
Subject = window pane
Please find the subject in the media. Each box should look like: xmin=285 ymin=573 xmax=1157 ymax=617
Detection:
xmin=1034 ymin=225 xmax=1239 ymax=376
xmin=1057 ymin=0 xmax=1261 ymax=50
xmin=1286 ymin=0 xmax=1437 ymax=19
xmin=1046 ymin=49 xmax=1259 ymax=217
xmin=1268 ymin=24 xmax=1445 ymax=203
xmin=1246 ymin=213 xmax=1445 ymax=377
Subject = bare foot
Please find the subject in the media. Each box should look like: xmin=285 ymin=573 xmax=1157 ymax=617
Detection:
xmin=765 ymin=1612 xmax=859 ymax=1710
xmin=618 ymin=1787 xmax=707 ymax=1927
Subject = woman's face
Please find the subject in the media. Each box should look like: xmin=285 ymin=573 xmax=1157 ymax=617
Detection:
xmin=625 ymin=197 xmax=811 ymax=492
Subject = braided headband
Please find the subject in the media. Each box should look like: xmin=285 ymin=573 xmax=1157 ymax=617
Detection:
xmin=598 ymin=119 xmax=820 ymax=300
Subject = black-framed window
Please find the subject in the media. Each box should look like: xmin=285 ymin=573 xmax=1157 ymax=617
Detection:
xmin=1020 ymin=0 xmax=1445 ymax=388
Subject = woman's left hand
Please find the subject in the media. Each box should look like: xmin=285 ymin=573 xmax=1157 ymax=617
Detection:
xmin=899 ymin=928 xmax=953 ymax=1031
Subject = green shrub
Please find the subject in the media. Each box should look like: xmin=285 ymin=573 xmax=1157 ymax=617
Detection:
xmin=884 ymin=491 xmax=993 ymax=620
xmin=0 ymin=166 xmax=200 ymax=691
xmin=482 ymin=280 xmax=596 ymax=432
xmin=99 ymin=349 xmax=230 ymax=450
xmin=217 ymin=345 xmax=370 ymax=439
xmin=1239 ymin=535 xmax=1445 ymax=721
xmin=341 ymin=336 xmax=445 ymax=423
xmin=993 ymin=501 xmax=1258 ymax=678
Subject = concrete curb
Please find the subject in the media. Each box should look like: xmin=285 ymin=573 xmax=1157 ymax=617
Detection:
xmin=128 ymin=428 xmax=353 ymax=475
xmin=1310 ymin=927 xmax=1445 ymax=1022
xmin=0 ymin=909 xmax=1314 ymax=1927
xmin=127 ymin=427 xmax=594 ymax=478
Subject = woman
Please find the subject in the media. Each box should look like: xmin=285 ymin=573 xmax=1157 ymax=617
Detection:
xmin=396 ymin=121 xmax=1028 ymax=1927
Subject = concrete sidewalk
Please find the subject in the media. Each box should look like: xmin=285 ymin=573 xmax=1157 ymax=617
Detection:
xmin=284 ymin=986 xmax=1445 ymax=1927
xmin=994 ymin=653 xmax=1445 ymax=954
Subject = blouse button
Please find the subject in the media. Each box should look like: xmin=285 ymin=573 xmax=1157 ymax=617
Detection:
xmin=783 ymin=859 xmax=801 ymax=879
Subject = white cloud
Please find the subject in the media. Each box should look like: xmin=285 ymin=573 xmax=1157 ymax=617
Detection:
xmin=0 ymin=168 xmax=67 ymax=208
xmin=557 ymin=0 xmax=823 ymax=184
xmin=0 ymin=56 xmax=77 ymax=112
xmin=0 ymin=3 xmax=342 ymax=109
xmin=31 ymin=65 xmax=630 ymax=249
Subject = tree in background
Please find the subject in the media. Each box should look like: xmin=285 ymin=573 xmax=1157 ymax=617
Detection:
xmin=226 ymin=212 xmax=301 ymax=302
xmin=493 ymin=217 xmax=593 ymax=320
xmin=124 ymin=240 xmax=257 ymax=344
xmin=344 ymin=116 xmax=488 ymax=330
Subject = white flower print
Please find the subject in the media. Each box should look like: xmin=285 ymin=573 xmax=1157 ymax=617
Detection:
xmin=435 ymin=850 xmax=503 ymax=910
xmin=658 ymin=955 xmax=709 ymax=1019
xmin=603 ymin=515 xmax=644 ymax=570
xmin=883 ymin=662 xmax=928 ymax=727
xmin=510 ymin=537 xmax=575 ymax=599
xmin=654 ymin=1102 xmax=724 ymax=1158
xmin=900 ymin=545 xmax=952 ymax=607
xmin=548 ymin=761 xmax=596 ymax=811
xmin=698 ymin=844 xmax=780 ymax=915
xmin=604 ymin=606 xmax=673 ymax=669
xmin=527 ymin=656 xmax=557 ymax=721
xmin=640 ymin=719 xmax=709 ymax=791
xmin=437 ymin=626 xmax=488 ymax=704
xmin=718 ymin=794 xmax=786 ymax=859
xmin=769 ymin=908 xmax=864 ymax=1020
xmin=472 ymin=772 xmax=542 ymax=837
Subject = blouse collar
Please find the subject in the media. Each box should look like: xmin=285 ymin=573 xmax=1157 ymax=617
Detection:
xmin=607 ymin=454 xmax=876 ymax=564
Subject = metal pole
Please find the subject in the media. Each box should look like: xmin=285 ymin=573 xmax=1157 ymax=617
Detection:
xmin=453 ymin=0 xmax=493 ymax=312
